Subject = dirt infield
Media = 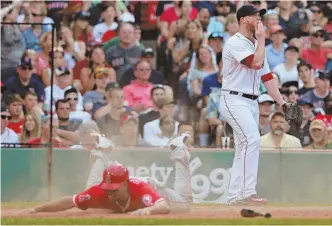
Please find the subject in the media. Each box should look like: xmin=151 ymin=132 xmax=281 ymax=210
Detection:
xmin=2 ymin=205 xmax=332 ymax=219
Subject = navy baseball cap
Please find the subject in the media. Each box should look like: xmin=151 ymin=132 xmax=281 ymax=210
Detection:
xmin=236 ymin=4 xmax=266 ymax=22
xmin=208 ymin=32 xmax=224 ymax=40
xmin=298 ymin=98 xmax=314 ymax=107
xmin=315 ymin=70 xmax=330 ymax=80
xmin=19 ymin=56 xmax=33 ymax=69
xmin=74 ymin=11 xmax=90 ymax=21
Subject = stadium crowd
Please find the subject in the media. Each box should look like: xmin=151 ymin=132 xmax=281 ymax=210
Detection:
xmin=1 ymin=0 xmax=332 ymax=150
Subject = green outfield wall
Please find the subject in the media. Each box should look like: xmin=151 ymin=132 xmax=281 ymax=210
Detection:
xmin=1 ymin=148 xmax=332 ymax=204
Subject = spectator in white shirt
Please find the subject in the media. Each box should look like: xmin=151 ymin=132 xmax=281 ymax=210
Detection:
xmin=44 ymin=67 xmax=83 ymax=112
xmin=0 ymin=103 xmax=19 ymax=145
xmin=93 ymin=4 xmax=118 ymax=44
xmin=273 ymin=46 xmax=300 ymax=86
xmin=143 ymin=100 xmax=179 ymax=146
xmin=64 ymin=87 xmax=91 ymax=123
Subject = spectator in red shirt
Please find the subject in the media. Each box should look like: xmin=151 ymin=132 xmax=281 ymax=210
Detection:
xmin=6 ymin=94 xmax=24 ymax=135
xmin=301 ymin=26 xmax=332 ymax=70
xmin=27 ymin=115 xmax=68 ymax=148
xmin=123 ymin=60 xmax=154 ymax=113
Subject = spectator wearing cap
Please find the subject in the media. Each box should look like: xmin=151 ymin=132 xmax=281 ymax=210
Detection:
xmin=93 ymin=4 xmax=118 ymax=44
xmin=297 ymin=62 xmax=316 ymax=96
xmin=265 ymin=25 xmax=288 ymax=70
xmin=6 ymin=94 xmax=24 ymax=135
xmin=138 ymin=84 xmax=165 ymax=137
xmin=27 ymin=116 xmax=68 ymax=148
xmin=112 ymin=115 xmax=140 ymax=147
xmin=222 ymin=14 xmax=239 ymax=43
xmin=301 ymin=26 xmax=332 ymax=70
xmin=260 ymin=111 xmax=302 ymax=150
xmin=207 ymin=32 xmax=223 ymax=57
xmin=302 ymin=70 xmax=331 ymax=110
xmin=305 ymin=119 xmax=332 ymax=149
xmin=72 ymin=11 xmax=93 ymax=45
xmin=272 ymin=46 xmax=300 ymax=86
xmin=3 ymin=57 xmax=45 ymax=106
xmin=323 ymin=93 xmax=332 ymax=116
xmin=196 ymin=8 xmax=211 ymax=37
xmin=120 ymin=48 xmax=164 ymax=87
xmin=0 ymin=103 xmax=19 ymax=145
xmin=206 ymin=4 xmax=225 ymax=36
xmin=22 ymin=3 xmax=52 ymax=52
xmin=65 ymin=88 xmax=91 ymax=123
xmin=55 ymin=99 xmax=82 ymax=146
xmin=143 ymin=100 xmax=178 ymax=143
xmin=44 ymin=67 xmax=84 ymax=112
xmin=1 ymin=2 xmax=24 ymax=83
xmin=96 ymin=87 xmax=127 ymax=139
xmin=258 ymin=94 xmax=276 ymax=136
xmin=123 ymin=61 xmax=154 ymax=113
xmin=105 ymin=22 xmax=142 ymax=81
xmin=288 ymin=99 xmax=314 ymax=147
xmin=284 ymin=8 xmax=311 ymax=43
xmin=83 ymin=68 xmax=116 ymax=115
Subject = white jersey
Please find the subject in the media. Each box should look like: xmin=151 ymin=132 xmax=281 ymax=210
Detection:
xmin=221 ymin=32 xmax=270 ymax=96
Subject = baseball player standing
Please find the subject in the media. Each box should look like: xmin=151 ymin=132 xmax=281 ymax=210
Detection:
xmin=220 ymin=4 xmax=287 ymax=205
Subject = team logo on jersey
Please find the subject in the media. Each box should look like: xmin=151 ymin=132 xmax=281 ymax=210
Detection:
xmin=78 ymin=194 xmax=91 ymax=203
xmin=142 ymin=194 xmax=152 ymax=206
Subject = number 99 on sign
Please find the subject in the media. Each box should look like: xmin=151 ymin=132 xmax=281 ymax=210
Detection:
xmin=191 ymin=167 xmax=231 ymax=202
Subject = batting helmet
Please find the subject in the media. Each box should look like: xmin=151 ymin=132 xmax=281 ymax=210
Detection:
xmin=99 ymin=163 xmax=129 ymax=190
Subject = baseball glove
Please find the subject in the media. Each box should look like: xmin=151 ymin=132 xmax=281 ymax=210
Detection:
xmin=282 ymin=103 xmax=303 ymax=126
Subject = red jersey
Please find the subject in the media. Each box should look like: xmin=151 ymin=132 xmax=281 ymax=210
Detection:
xmin=73 ymin=179 xmax=163 ymax=213
xmin=8 ymin=119 xmax=24 ymax=134
xmin=26 ymin=137 xmax=68 ymax=148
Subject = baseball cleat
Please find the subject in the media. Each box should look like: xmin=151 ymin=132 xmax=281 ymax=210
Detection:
xmin=228 ymin=194 xmax=268 ymax=206
xmin=168 ymin=132 xmax=192 ymax=162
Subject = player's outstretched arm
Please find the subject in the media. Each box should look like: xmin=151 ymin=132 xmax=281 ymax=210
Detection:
xmin=130 ymin=199 xmax=171 ymax=216
xmin=23 ymin=196 xmax=75 ymax=214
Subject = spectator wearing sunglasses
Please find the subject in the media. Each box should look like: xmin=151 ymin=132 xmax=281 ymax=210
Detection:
xmin=0 ymin=103 xmax=19 ymax=145
xmin=302 ymin=71 xmax=331 ymax=110
xmin=44 ymin=67 xmax=84 ymax=112
xmin=3 ymin=56 xmax=45 ymax=105
xmin=120 ymin=48 xmax=164 ymax=88
xmin=123 ymin=60 xmax=154 ymax=113
xmin=309 ymin=3 xmax=328 ymax=28
xmin=65 ymin=88 xmax=91 ymax=123
xmin=301 ymin=26 xmax=332 ymax=71
xmin=272 ymin=46 xmax=300 ymax=86
xmin=286 ymin=85 xmax=300 ymax=104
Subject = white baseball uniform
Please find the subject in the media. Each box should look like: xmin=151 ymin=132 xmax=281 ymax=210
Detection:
xmin=219 ymin=32 xmax=270 ymax=204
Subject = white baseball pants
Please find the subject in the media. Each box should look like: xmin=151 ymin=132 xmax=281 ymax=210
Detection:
xmin=219 ymin=92 xmax=260 ymax=203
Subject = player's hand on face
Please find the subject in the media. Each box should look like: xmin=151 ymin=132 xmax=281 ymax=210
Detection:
xmin=255 ymin=21 xmax=265 ymax=42
xmin=129 ymin=208 xmax=151 ymax=216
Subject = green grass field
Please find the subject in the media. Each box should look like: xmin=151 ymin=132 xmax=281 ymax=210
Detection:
xmin=2 ymin=218 xmax=332 ymax=225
